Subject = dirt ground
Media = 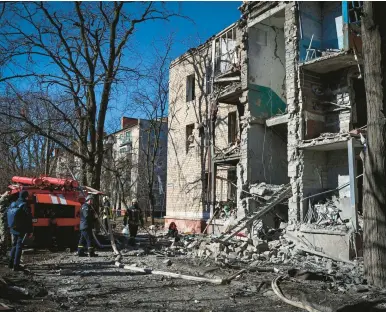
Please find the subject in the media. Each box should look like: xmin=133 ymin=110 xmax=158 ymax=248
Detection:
xmin=1 ymin=234 xmax=386 ymax=312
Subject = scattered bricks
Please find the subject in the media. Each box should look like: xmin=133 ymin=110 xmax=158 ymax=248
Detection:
xmin=227 ymin=252 xmax=238 ymax=260
xmin=279 ymin=222 xmax=288 ymax=229
xmin=208 ymin=242 xmax=223 ymax=254
xmin=262 ymin=251 xmax=271 ymax=260
xmin=326 ymin=260 xmax=333 ymax=271
xmin=279 ymin=238 xmax=289 ymax=246
xmin=187 ymin=241 xmax=198 ymax=249
xmin=198 ymin=241 xmax=207 ymax=250
xmin=197 ymin=250 xmax=205 ymax=257
xmin=235 ymin=247 xmax=242 ymax=254
xmin=252 ymin=254 xmax=266 ymax=261
xmin=255 ymin=241 xmax=269 ymax=253
xmin=268 ymin=241 xmax=281 ymax=250
xmin=269 ymin=249 xmax=278 ymax=258
xmin=163 ymin=259 xmax=172 ymax=266
xmin=247 ymin=244 xmax=257 ymax=253
xmin=249 ymin=260 xmax=261 ymax=267
xmin=240 ymin=241 xmax=249 ymax=251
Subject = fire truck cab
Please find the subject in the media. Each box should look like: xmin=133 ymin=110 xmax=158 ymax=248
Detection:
xmin=7 ymin=176 xmax=87 ymax=248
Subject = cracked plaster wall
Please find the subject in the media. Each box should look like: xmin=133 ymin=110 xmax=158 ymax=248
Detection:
xmin=235 ymin=14 xmax=288 ymax=221
xmin=247 ymin=23 xmax=286 ymax=118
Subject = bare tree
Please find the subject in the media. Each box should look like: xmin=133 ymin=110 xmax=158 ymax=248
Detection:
xmin=0 ymin=92 xmax=68 ymax=189
xmin=362 ymin=1 xmax=386 ymax=287
xmin=132 ymin=38 xmax=171 ymax=224
xmin=0 ymin=2 xmax=180 ymax=194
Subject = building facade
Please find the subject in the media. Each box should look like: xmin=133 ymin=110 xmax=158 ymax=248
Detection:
xmin=166 ymin=3 xmax=289 ymax=233
xmin=104 ymin=117 xmax=168 ymax=218
xmin=166 ymin=1 xmax=365 ymax=261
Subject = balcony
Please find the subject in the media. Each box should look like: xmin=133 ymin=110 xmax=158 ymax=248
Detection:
xmin=212 ymin=25 xmax=242 ymax=104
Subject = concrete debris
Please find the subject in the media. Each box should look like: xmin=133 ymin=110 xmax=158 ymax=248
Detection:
xmin=163 ymin=259 xmax=172 ymax=266
xmin=249 ymin=182 xmax=283 ymax=198
xmin=306 ymin=195 xmax=351 ymax=227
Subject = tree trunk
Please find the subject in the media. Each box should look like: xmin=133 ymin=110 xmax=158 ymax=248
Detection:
xmin=149 ymin=190 xmax=155 ymax=225
xmin=362 ymin=1 xmax=386 ymax=287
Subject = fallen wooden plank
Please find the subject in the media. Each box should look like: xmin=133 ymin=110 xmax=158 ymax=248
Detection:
xmin=203 ymin=208 xmax=220 ymax=234
xmin=114 ymin=262 xmax=244 ymax=285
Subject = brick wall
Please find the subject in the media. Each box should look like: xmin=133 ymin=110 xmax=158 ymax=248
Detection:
xmin=167 ymin=46 xmax=236 ymax=221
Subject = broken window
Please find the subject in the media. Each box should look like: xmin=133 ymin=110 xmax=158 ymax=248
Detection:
xmin=348 ymin=1 xmax=363 ymax=25
xmin=214 ymin=27 xmax=238 ymax=75
xmin=186 ymin=74 xmax=195 ymax=102
xmin=203 ymin=172 xmax=209 ymax=201
xmin=228 ymin=112 xmax=238 ymax=144
xmin=227 ymin=168 xmax=237 ymax=201
xmin=204 ymin=65 xmax=212 ymax=95
xmin=186 ymin=124 xmax=194 ymax=152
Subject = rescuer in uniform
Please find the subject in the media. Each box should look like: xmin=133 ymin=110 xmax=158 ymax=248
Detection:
xmin=7 ymin=190 xmax=33 ymax=271
xmin=123 ymin=199 xmax=144 ymax=246
xmin=77 ymin=194 xmax=98 ymax=257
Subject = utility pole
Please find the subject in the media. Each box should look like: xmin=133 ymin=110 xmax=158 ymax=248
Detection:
xmin=362 ymin=1 xmax=386 ymax=287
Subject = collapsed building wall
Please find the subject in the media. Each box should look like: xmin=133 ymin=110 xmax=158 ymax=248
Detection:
xmin=283 ymin=1 xmax=365 ymax=261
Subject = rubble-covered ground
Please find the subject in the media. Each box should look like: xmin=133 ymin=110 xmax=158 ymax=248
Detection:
xmin=1 ymin=230 xmax=386 ymax=312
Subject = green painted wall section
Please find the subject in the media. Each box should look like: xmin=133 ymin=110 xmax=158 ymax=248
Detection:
xmin=248 ymin=84 xmax=286 ymax=118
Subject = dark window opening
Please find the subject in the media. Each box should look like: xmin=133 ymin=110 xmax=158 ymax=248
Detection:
xmin=353 ymin=78 xmax=367 ymax=128
xmin=348 ymin=1 xmax=363 ymax=25
xmin=227 ymin=168 xmax=237 ymax=201
xmin=186 ymin=74 xmax=196 ymax=102
xmin=203 ymin=172 xmax=209 ymax=202
xmin=186 ymin=124 xmax=195 ymax=153
xmin=228 ymin=112 xmax=238 ymax=144
xmin=205 ymin=65 xmax=212 ymax=94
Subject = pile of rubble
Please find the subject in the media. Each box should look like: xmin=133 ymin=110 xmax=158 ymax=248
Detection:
xmin=155 ymin=223 xmax=366 ymax=291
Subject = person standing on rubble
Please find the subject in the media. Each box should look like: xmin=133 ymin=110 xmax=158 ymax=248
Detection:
xmin=7 ymin=190 xmax=33 ymax=271
xmin=123 ymin=199 xmax=144 ymax=246
xmin=77 ymin=194 xmax=98 ymax=257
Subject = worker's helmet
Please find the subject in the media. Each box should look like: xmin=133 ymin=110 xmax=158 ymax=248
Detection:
xmin=86 ymin=194 xmax=94 ymax=202
xmin=103 ymin=196 xmax=109 ymax=202
xmin=131 ymin=198 xmax=138 ymax=204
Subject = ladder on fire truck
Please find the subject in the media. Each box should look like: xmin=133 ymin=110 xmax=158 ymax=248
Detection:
xmin=217 ymin=183 xmax=292 ymax=243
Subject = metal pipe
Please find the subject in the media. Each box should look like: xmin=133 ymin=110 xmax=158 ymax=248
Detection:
xmin=12 ymin=176 xmax=43 ymax=186
xmin=42 ymin=177 xmax=72 ymax=187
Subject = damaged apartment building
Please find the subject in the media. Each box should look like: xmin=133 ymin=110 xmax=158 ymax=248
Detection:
xmin=166 ymin=3 xmax=288 ymax=234
xmin=167 ymin=1 xmax=365 ymax=262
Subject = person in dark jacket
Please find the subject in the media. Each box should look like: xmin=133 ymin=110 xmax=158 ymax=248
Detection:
xmin=77 ymin=194 xmax=97 ymax=257
xmin=123 ymin=199 xmax=144 ymax=246
xmin=7 ymin=190 xmax=33 ymax=271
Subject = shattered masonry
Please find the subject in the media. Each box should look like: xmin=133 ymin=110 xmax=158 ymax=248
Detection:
xmin=166 ymin=1 xmax=365 ymax=262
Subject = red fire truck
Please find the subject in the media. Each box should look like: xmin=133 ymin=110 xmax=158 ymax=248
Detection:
xmin=7 ymin=176 xmax=91 ymax=248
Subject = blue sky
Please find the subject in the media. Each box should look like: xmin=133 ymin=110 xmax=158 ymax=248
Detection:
xmin=106 ymin=1 xmax=242 ymax=131
xmin=2 ymin=2 xmax=241 ymax=132
xmin=136 ymin=1 xmax=242 ymax=60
